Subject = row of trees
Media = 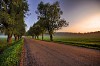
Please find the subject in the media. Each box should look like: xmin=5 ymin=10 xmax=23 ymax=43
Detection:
xmin=27 ymin=1 xmax=68 ymax=41
xmin=0 ymin=0 xmax=28 ymax=44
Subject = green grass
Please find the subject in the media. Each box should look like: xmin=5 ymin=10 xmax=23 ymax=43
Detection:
xmin=0 ymin=38 xmax=8 ymax=52
xmin=0 ymin=39 xmax=23 ymax=66
xmin=0 ymin=38 xmax=15 ymax=52
xmin=39 ymin=36 xmax=100 ymax=50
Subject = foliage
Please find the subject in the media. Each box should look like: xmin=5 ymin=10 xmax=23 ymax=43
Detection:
xmin=36 ymin=1 xmax=68 ymax=41
xmin=27 ymin=23 xmax=43 ymax=39
xmin=0 ymin=0 xmax=29 ymax=43
xmin=0 ymin=39 xmax=23 ymax=66
xmin=28 ymin=1 xmax=68 ymax=41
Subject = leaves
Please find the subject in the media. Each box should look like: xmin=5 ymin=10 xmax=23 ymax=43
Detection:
xmin=35 ymin=1 xmax=68 ymax=41
xmin=0 ymin=0 xmax=28 ymax=43
xmin=28 ymin=1 xmax=68 ymax=41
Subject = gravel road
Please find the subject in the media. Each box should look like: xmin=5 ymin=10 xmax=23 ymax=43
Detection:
xmin=20 ymin=38 xmax=100 ymax=66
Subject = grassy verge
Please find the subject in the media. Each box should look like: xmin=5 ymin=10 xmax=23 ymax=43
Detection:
xmin=38 ymin=36 xmax=100 ymax=50
xmin=0 ymin=39 xmax=23 ymax=66
xmin=0 ymin=38 xmax=7 ymax=52
xmin=0 ymin=38 xmax=15 ymax=53
xmin=41 ymin=40 xmax=100 ymax=50
xmin=53 ymin=40 xmax=100 ymax=50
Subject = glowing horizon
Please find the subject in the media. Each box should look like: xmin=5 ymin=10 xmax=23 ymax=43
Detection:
xmin=57 ymin=13 xmax=100 ymax=33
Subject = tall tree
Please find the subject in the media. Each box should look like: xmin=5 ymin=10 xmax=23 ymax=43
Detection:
xmin=36 ymin=19 xmax=46 ymax=40
xmin=0 ymin=0 xmax=28 ymax=43
xmin=0 ymin=0 xmax=16 ymax=44
xmin=13 ymin=0 xmax=28 ymax=41
xmin=27 ymin=22 xmax=44 ymax=39
xmin=27 ymin=26 xmax=35 ymax=38
xmin=36 ymin=1 xmax=68 ymax=41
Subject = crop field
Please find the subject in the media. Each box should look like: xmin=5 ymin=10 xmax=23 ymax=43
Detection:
xmin=39 ymin=32 xmax=100 ymax=50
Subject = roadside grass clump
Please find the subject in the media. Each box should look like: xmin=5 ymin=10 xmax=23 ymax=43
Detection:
xmin=0 ymin=39 xmax=23 ymax=66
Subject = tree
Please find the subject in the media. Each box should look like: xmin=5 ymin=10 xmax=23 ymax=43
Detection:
xmin=36 ymin=19 xmax=46 ymax=40
xmin=28 ymin=23 xmax=43 ymax=39
xmin=0 ymin=0 xmax=16 ymax=44
xmin=0 ymin=0 xmax=28 ymax=43
xmin=13 ymin=0 xmax=28 ymax=41
xmin=36 ymin=1 xmax=68 ymax=41
xmin=27 ymin=26 xmax=35 ymax=38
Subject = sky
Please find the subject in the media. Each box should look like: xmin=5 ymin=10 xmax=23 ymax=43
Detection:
xmin=25 ymin=0 xmax=100 ymax=33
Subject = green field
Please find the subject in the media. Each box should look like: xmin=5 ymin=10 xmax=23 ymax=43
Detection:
xmin=39 ymin=33 xmax=100 ymax=50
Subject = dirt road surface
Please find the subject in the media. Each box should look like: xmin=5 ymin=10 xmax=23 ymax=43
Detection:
xmin=20 ymin=38 xmax=100 ymax=66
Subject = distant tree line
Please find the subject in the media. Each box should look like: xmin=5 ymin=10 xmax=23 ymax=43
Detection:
xmin=0 ymin=0 xmax=28 ymax=44
xmin=27 ymin=1 xmax=68 ymax=41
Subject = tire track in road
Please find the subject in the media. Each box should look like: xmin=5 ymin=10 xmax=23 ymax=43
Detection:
xmin=25 ymin=42 xmax=39 ymax=66
xmin=20 ymin=39 xmax=39 ymax=66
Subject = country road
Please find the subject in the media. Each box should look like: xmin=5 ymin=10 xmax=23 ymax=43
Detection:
xmin=20 ymin=38 xmax=100 ymax=66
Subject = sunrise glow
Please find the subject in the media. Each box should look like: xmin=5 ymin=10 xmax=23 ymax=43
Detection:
xmin=58 ymin=13 xmax=100 ymax=33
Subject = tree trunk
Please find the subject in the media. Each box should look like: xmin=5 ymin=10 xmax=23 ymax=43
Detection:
xmin=20 ymin=36 xmax=22 ymax=39
xmin=32 ymin=36 xmax=34 ymax=38
xmin=50 ymin=34 xmax=53 ymax=41
xmin=18 ymin=36 xmax=20 ymax=40
xmin=14 ymin=35 xmax=18 ymax=41
xmin=35 ymin=36 xmax=36 ymax=39
xmin=7 ymin=34 xmax=12 ymax=44
xmin=42 ymin=33 xmax=43 ymax=40
xmin=37 ymin=36 xmax=39 ymax=39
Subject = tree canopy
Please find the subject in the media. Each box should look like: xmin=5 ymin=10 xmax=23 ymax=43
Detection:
xmin=0 ymin=0 xmax=28 ymax=43
xmin=28 ymin=1 xmax=68 ymax=41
